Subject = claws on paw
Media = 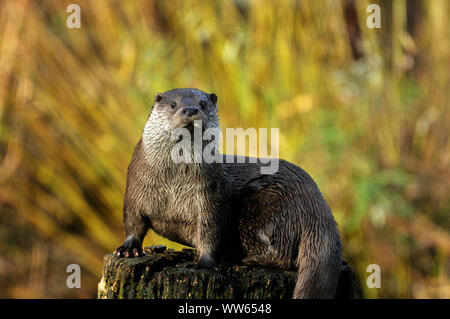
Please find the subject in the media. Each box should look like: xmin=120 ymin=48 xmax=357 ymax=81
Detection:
xmin=114 ymin=237 xmax=144 ymax=258
xmin=114 ymin=246 xmax=144 ymax=258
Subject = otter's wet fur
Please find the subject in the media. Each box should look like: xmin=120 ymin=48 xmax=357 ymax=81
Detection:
xmin=114 ymin=88 xmax=342 ymax=298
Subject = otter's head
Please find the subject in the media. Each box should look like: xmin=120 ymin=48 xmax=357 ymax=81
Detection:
xmin=142 ymin=88 xmax=220 ymax=162
xmin=146 ymin=88 xmax=218 ymax=132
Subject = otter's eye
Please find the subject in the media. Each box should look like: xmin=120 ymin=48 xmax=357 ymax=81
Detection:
xmin=199 ymin=101 xmax=207 ymax=108
xmin=171 ymin=102 xmax=177 ymax=108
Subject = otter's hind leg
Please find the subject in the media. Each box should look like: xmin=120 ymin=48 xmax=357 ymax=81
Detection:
xmin=240 ymin=223 xmax=298 ymax=269
xmin=239 ymin=178 xmax=300 ymax=269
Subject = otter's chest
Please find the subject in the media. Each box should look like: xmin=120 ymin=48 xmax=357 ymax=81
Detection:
xmin=145 ymin=177 xmax=212 ymax=245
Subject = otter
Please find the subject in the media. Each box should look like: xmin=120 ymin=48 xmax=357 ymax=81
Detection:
xmin=114 ymin=88 xmax=342 ymax=299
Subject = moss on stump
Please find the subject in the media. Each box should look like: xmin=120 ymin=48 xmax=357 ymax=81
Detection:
xmin=98 ymin=246 xmax=355 ymax=299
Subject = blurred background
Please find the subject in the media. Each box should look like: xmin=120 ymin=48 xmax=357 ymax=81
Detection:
xmin=0 ymin=0 xmax=449 ymax=298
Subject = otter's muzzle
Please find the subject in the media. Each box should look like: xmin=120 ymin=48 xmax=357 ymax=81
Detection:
xmin=181 ymin=107 xmax=199 ymax=117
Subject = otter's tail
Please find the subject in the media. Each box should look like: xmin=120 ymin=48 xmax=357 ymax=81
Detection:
xmin=293 ymin=214 xmax=342 ymax=298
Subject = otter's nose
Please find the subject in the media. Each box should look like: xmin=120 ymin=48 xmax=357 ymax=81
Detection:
xmin=181 ymin=107 xmax=199 ymax=117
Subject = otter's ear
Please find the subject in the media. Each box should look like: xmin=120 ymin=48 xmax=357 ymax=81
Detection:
xmin=209 ymin=93 xmax=218 ymax=104
xmin=154 ymin=93 xmax=162 ymax=103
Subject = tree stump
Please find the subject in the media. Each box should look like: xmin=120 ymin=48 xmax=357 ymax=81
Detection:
xmin=98 ymin=246 xmax=355 ymax=299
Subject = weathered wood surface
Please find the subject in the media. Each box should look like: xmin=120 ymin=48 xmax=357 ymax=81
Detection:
xmin=98 ymin=246 xmax=355 ymax=299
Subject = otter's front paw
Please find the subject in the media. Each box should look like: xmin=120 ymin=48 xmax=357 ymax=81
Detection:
xmin=114 ymin=236 xmax=144 ymax=258
xmin=193 ymin=252 xmax=216 ymax=269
